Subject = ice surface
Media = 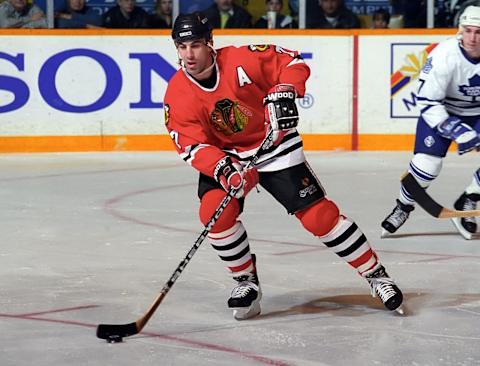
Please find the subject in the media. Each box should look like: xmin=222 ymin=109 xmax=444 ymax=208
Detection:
xmin=0 ymin=151 xmax=479 ymax=366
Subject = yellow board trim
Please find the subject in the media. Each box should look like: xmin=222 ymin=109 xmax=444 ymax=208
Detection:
xmin=0 ymin=134 xmax=421 ymax=153
xmin=0 ymin=135 xmax=173 ymax=153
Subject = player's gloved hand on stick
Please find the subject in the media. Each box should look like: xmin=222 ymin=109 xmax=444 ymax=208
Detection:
xmin=213 ymin=156 xmax=259 ymax=199
xmin=437 ymin=116 xmax=480 ymax=155
xmin=263 ymin=84 xmax=299 ymax=146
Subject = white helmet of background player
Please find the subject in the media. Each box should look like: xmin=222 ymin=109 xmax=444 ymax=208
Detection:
xmin=457 ymin=5 xmax=480 ymax=58
xmin=457 ymin=5 xmax=480 ymax=46
xmin=458 ymin=6 xmax=480 ymax=32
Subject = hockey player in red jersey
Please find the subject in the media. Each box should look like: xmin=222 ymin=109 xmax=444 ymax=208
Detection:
xmin=164 ymin=11 xmax=404 ymax=319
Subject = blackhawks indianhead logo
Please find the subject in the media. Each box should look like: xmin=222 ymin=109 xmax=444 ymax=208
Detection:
xmin=248 ymin=44 xmax=270 ymax=52
xmin=210 ymin=99 xmax=252 ymax=136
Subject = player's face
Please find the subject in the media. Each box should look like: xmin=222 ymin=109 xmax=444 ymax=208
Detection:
xmin=176 ymin=40 xmax=214 ymax=78
xmin=462 ymin=25 xmax=480 ymax=58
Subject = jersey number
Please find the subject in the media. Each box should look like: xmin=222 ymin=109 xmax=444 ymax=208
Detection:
xmin=169 ymin=130 xmax=181 ymax=149
xmin=275 ymin=46 xmax=296 ymax=58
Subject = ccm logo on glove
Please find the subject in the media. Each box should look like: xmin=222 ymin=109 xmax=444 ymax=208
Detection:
xmin=264 ymin=91 xmax=296 ymax=102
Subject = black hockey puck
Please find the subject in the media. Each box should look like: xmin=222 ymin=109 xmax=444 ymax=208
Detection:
xmin=106 ymin=335 xmax=123 ymax=343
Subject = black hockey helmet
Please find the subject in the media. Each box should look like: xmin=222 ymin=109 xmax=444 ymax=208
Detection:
xmin=172 ymin=12 xmax=213 ymax=44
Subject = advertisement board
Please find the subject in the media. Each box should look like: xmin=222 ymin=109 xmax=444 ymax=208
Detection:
xmin=0 ymin=34 xmax=351 ymax=137
xmin=357 ymin=34 xmax=452 ymax=135
xmin=0 ymin=30 xmax=456 ymax=152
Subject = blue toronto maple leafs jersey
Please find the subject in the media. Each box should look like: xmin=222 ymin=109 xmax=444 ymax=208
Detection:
xmin=417 ymin=37 xmax=480 ymax=128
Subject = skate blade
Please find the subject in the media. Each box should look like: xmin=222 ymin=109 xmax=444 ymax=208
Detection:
xmin=394 ymin=305 xmax=405 ymax=315
xmin=381 ymin=229 xmax=391 ymax=238
xmin=232 ymin=304 xmax=261 ymax=320
xmin=451 ymin=218 xmax=473 ymax=240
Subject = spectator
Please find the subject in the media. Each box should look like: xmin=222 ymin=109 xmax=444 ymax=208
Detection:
xmin=180 ymin=0 xmax=212 ymax=14
xmin=254 ymin=0 xmax=297 ymax=29
xmin=35 ymin=0 xmax=66 ymax=16
xmin=202 ymin=0 xmax=252 ymax=28
xmin=0 ymin=0 xmax=47 ymax=28
xmin=289 ymin=0 xmax=298 ymax=18
xmin=103 ymin=0 xmax=149 ymax=28
xmin=55 ymin=0 xmax=103 ymax=28
xmin=391 ymin=0 xmax=426 ymax=28
xmin=372 ymin=7 xmax=390 ymax=29
xmin=309 ymin=0 xmax=360 ymax=29
xmin=149 ymin=0 xmax=172 ymax=28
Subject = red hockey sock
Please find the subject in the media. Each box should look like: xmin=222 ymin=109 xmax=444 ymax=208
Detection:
xmin=199 ymin=189 xmax=253 ymax=276
xmin=199 ymin=189 xmax=240 ymax=233
xmin=296 ymin=199 xmax=378 ymax=274
xmin=208 ymin=221 xmax=254 ymax=276
xmin=319 ymin=216 xmax=379 ymax=275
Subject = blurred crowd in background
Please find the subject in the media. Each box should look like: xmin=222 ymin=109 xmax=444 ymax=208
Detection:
xmin=0 ymin=0 xmax=475 ymax=30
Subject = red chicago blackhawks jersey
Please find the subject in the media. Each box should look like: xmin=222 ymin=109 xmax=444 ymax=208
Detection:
xmin=164 ymin=44 xmax=310 ymax=177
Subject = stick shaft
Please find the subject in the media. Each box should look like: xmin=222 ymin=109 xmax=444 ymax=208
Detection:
xmin=97 ymin=129 xmax=274 ymax=339
xmin=134 ymin=129 xmax=274 ymax=331
xmin=401 ymin=172 xmax=480 ymax=218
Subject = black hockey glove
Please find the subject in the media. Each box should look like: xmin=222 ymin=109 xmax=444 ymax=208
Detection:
xmin=263 ymin=84 xmax=299 ymax=145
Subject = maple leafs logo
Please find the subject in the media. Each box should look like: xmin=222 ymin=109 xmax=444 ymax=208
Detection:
xmin=459 ymin=74 xmax=480 ymax=99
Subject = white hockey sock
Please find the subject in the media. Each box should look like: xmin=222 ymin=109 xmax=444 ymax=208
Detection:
xmin=319 ymin=216 xmax=378 ymax=275
xmin=465 ymin=169 xmax=480 ymax=195
xmin=400 ymin=153 xmax=443 ymax=205
xmin=208 ymin=221 xmax=254 ymax=277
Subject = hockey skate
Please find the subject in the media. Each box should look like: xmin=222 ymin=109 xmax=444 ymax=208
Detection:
xmin=364 ymin=264 xmax=404 ymax=314
xmin=381 ymin=199 xmax=414 ymax=238
xmin=451 ymin=192 xmax=480 ymax=240
xmin=228 ymin=271 xmax=262 ymax=320
xmin=228 ymin=254 xmax=262 ymax=320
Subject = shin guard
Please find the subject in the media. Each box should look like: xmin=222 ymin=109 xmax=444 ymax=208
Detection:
xmin=295 ymin=198 xmax=340 ymax=237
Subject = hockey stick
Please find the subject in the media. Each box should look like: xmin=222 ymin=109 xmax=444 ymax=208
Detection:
xmin=96 ymin=128 xmax=274 ymax=342
xmin=401 ymin=172 xmax=480 ymax=218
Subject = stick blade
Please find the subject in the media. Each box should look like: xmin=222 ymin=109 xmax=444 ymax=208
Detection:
xmin=96 ymin=322 xmax=138 ymax=340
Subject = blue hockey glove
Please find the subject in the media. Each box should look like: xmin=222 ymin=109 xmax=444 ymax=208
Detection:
xmin=437 ymin=117 xmax=480 ymax=155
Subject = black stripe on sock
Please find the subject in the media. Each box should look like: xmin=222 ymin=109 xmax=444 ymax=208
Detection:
xmin=218 ymin=244 xmax=250 ymax=262
xmin=211 ymin=231 xmax=247 ymax=252
xmin=336 ymin=234 xmax=367 ymax=257
xmin=323 ymin=222 xmax=358 ymax=248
